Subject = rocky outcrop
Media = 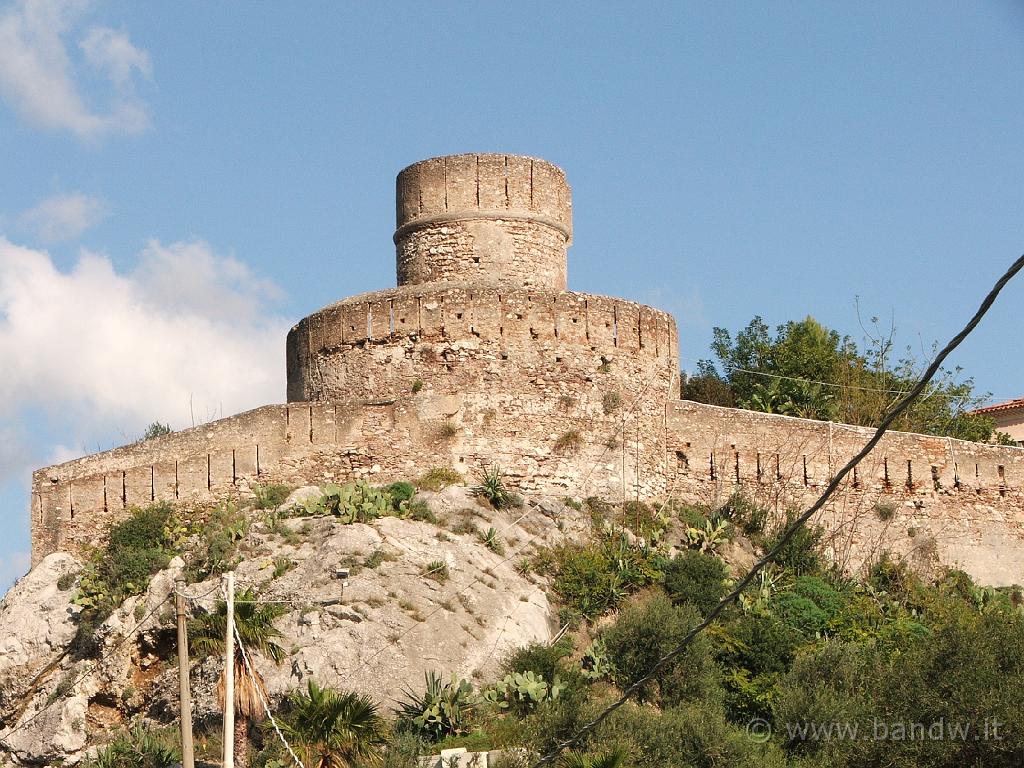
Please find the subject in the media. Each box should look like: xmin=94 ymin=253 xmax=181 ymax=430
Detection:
xmin=0 ymin=488 xmax=571 ymax=765
xmin=0 ymin=553 xmax=81 ymax=716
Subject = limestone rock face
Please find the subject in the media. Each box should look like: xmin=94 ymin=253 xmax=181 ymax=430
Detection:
xmin=0 ymin=553 xmax=81 ymax=714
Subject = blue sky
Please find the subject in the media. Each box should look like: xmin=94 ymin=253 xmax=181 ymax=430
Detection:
xmin=1 ymin=1 xmax=1023 ymax=593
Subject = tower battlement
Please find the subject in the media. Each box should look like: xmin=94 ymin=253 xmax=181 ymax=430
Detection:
xmin=394 ymin=154 xmax=572 ymax=291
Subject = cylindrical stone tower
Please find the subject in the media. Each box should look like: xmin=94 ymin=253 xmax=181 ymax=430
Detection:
xmin=394 ymin=154 xmax=572 ymax=291
xmin=285 ymin=153 xmax=678 ymax=499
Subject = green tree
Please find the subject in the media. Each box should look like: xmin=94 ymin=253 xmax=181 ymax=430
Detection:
xmin=191 ymin=588 xmax=287 ymax=768
xmin=691 ymin=314 xmax=995 ymax=441
xmin=276 ymin=680 xmax=387 ymax=768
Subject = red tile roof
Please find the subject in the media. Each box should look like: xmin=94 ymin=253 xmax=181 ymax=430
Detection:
xmin=972 ymin=398 xmax=1024 ymax=415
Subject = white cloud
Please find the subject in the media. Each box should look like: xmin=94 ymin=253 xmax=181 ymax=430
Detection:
xmin=18 ymin=192 xmax=107 ymax=242
xmin=0 ymin=0 xmax=151 ymax=139
xmin=0 ymin=237 xmax=290 ymax=445
xmin=79 ymin=26 xmax=150 ymax=89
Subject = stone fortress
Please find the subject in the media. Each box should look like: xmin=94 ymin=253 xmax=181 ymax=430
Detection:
xmin=30 ymin=154 xmax=1024 ymax=586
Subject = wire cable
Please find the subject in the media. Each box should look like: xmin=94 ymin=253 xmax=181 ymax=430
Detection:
xmin=532 ymin=252 xmax=1024 ymax=766
xmin=233 ymin=624 xmax=306 ymax=768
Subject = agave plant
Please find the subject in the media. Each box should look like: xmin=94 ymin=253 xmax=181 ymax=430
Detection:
xmin=396 ymin=671 xmax=477 ymax=742
xmin=472 ymin=465 xmax=513 ymax=510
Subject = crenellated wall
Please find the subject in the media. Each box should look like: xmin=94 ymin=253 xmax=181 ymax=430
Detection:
xmin=286 ymin=286 xmax=678 ymax=403
xmin=31 ymin=394 xmax=1024 ymax=586
xmin=31 ymin=384 xmax=678 ymax=565
xmin=666 ymin=401 xmax=1024 ymax=586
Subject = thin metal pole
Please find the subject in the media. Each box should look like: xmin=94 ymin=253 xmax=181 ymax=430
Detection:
xmin=223 ymin=572 xmax=235 ymax=768
xmin=175 ymin=580 xmax=196 ymax=768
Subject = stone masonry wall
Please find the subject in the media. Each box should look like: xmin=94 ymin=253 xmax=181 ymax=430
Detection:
xmin=395 ymin=154 xmax=571 ymax=291
xmin=287 ymin=286 xmax=677 ymax=403
xmin=666 ymin=401 xmax=1024 ymax=586
xmin=396 ymin=219 xmax=568 ymax=291
xmin=31 ymin=396 xmax=1024 ymax=587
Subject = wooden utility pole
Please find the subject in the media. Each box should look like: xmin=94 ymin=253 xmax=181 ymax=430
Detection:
xmin=175 ymin=580 xmax=196 ymax=768
xmin=223 ymin=571 xmax=235 ymax=768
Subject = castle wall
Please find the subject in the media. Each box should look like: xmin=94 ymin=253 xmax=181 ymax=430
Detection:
xmin=666 ymin=401 xmax=1024 ymax=586
xmin=30 ymin=379 xmax=678 ymax=565
xmin=32 ymin=395 xmax=1024 ymax=587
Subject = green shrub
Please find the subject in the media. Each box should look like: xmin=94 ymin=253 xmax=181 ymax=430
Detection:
xmin=402 ymin=499 xmax=437 ymax=523
xmin=936 ymin=567 xmax=977 ymax=602
xmin=763 ymin=511 xmax=823 ymax=575
xmin=719 ymin=612 xmax=801 ymax=677
xmin=601 ymin=391 xmax=622 ymax=414
xmin=253 ymin=483 xmax=291 ymax=510
xmin=85 ymin=723 xmax=180 ymax=768
xmin=662 ymin=550 xmax=729 ymax=615
xmin=363 ymin=548 xmax=394 ymax=569
xmin=185 ymin=502 xmax=249 ymax=580
xmin=541 ymin=536 xmax=666 ymax=620
xmin=554 ymin=430 xmax=584 ymax=454
xmin=387 ymin=481 xmax=417 ymax=508
xmin=621 ymin=500 xmax=659 ymax=535
xmin=719 ymin=492 xmax=770 ymax=536
xmin=140 ymin=422 xmax=172 ymax=441
xmin=543 ymin=544 xmax=624 ymax=620
xmin=502 ymin=638 xmax=587 ymax=707
xmin=56 ymin=572 xmax=76 ymax=591
xmin=602 ymin=593 xmax=721 ymax=707
xmin=584 ymin=496 xmax=615 ymax=527
xmin=873 ymin=501 xmax=897 ymax=521
xmin=790 ymin=574 xmax=843 ymax=619
xmin=867 ymin=552 xmax=914 ymax=595
xmin=672 ymin=502 xmax=709 ymax=530
xmin=772 ymin=591 xmax=828 ymax=635
xmin=590 ymin=700 xmax=787 ymax=768
xmin=72 ymin=504 xmax=177 ymax=654
xmin=503 ymin=639 xmax=572 ymax=682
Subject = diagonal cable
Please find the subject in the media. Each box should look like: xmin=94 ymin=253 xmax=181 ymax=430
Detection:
xmin=533 ymin=252 xmax=1024 ymax=765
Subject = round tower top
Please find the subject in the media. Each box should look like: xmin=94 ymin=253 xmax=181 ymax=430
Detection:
xmin=394 ymin=153 xmax=572 ymax=291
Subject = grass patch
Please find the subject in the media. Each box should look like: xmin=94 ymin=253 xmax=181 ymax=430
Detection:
xmin=417 ymin=466 xmax=465 ymax=491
